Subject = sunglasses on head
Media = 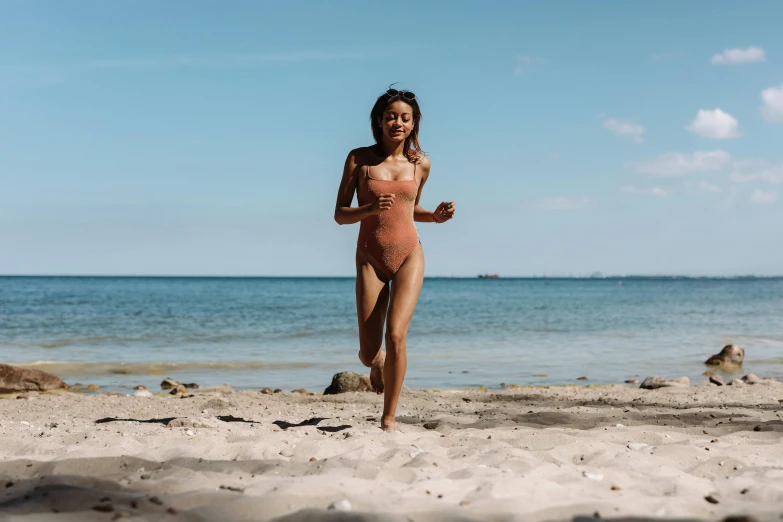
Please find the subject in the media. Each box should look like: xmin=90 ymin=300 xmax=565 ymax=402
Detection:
xmin=385 ymin=88 xmax=416 ymax=101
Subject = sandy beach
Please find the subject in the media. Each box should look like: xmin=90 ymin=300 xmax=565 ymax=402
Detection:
xmin=1 ymin=381 xmax=782 ymax=522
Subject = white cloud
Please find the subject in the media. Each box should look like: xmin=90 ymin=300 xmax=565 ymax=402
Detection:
xmin=761 ymin=83 xmax=783 ymax=122
xmin=604 ymin=118 xmax=645 ymax=143
xmin=751 ymin=189 xmax=777 ymax=204
xmin=627 ymin=150 xmax=732 ymax=176
xmin=531 ymin=197 xmax=589 ymax=210
xmin=621 ymin=186 xmax=668 ymax=197
xmin=698 ymin=181 xmax=722 ymax=193
xmin=730 ymin=160 xmax=783 ymax=184
xmin=686 ymin=109 xmax=741 ymax=139
xmin=711 ymin=47 xmax=766 ymax=64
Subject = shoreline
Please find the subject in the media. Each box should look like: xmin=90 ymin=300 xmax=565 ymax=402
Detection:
xmin=1 ymin=382 xmax=782 ymax=521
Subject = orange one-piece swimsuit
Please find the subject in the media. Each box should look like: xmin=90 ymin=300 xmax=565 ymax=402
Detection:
xmin=357 ymin=163 xmax=420 ymax=278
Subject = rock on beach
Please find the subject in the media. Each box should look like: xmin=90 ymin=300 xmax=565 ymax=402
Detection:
xmin=704 ymin=344 xmax=744 ymax=369
xmin=0 ymin=364 xmax=70 ymax=394
xmin=639 ymin=376 xmax=690 ymax=390
xmin=323 ymin=371 xmax=373 ymax=395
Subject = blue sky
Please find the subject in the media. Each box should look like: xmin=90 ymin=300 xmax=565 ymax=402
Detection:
xmin=1 ymin=1 xmax=782 ymax=276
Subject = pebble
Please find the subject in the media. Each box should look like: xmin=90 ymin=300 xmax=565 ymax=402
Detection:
xmin=280 ymin=449 xmax=294 ymax=457
xmin=741 ymin=373 xmax=760 ymax=384
xmin=704 ymin=494 xmax=719 ymax=504
xmin=709 ymin=375 xmax=724 ymax=386
xmin=185 ymin=430 xmax=195 ymax=437
xmin=328 ymin=499 xmax=352 ymax=511
xmin=627 ymin=443 xmax=648 ymax=451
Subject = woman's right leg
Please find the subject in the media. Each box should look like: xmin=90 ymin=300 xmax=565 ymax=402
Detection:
xmin=355 ymin=248 xmax=390 ymax=393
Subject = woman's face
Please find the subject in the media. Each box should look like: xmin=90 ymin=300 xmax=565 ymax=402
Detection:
xmin=379 ymin=100 xmax=414 ymax=143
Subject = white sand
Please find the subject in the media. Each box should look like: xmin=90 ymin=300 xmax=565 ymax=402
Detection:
xmin=1 ymin=381 xmax=782 ymax=521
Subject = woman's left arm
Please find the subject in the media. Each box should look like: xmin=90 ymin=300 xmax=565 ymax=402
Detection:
xmin=413 ymin=157 xmax=456 ymax=224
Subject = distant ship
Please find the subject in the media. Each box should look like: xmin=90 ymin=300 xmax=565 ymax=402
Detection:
xmin=478 ymin=273 xmax=499 ymax=279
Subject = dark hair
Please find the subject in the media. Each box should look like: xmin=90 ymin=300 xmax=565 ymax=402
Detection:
xmin=370 ymin=90 xmax=424 ymax=163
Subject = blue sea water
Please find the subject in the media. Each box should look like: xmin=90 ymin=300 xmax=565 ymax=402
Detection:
xmin=1 ymin=276 xmax=782 ymax=393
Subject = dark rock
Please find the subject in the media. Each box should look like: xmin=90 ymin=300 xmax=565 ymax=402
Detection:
xmin=160 ymin=378 xmax=179 ymax=390
xmin=323 ymin=372 xmax=374 ymax=395
xmin=85 ymin=384 xmax=100 ymax=391
xmin=423 ymin=421 xmax=439 ymax=430
xmin=576 ymin=376 xmax=588 ymax=381
xmin=261 ymin=387 xmax=273 ymax=394
xmin=709 ymin=375 xmax=724 ymax=386
xmin=624 ymin=379 xmax=639 ymax=384
xmin=0 ymin=364 xmax=70 ymax=394
xmin=170 ymin=385 xmax=188 ymax=395
xmin=705 ymin=344 xmax=744 ymax=369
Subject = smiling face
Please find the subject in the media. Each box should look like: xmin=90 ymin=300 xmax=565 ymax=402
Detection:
xmin=378 ymin=100 xmax=415 ymax=143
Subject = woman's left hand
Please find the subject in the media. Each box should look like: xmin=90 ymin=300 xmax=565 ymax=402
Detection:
xmin=434 ymin=201 xmax=456 ymax=223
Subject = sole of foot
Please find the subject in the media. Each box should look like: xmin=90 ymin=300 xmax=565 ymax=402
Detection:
xmin=370 ymin=351 xmax=385 ymax=394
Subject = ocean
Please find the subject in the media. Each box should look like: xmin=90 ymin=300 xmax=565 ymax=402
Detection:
xmin=1 ymin=276 xmax=782 ymax=393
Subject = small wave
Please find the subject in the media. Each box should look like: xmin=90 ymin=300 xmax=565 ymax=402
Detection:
xmin=747 ymin=358 xmax=783 ymax=365
xmin=37 ymin=336 xmax=149 ymax=348
xmin=17 ymin=360 xmax=314 ymax=377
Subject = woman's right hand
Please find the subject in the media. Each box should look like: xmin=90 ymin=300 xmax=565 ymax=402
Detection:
xmin=370 ymin=193 xmax=396 ymax=214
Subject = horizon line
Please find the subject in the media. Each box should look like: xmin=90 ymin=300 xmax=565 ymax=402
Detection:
xmin=2 ymin=274 xmax=782 ymax=279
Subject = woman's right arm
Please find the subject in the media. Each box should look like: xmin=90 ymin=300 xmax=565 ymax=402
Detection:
xmin=334 ymin=150 xmax=394 ymax=225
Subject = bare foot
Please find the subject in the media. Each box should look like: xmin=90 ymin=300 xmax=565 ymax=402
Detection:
xmin=380 ymin=418 xmax=399 ymax=432
xmin=370 ymin=351 xmax=385 ymax=394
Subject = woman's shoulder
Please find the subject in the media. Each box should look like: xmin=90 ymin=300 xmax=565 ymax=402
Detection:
xmin=415 ymin=154 xmax=431 ymax=168
xmin=347 ymin=146 xmax=377 ymax=164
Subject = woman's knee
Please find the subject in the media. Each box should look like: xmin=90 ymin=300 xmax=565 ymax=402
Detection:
xmin=385 ymin=330 xmax=407 ymax=353
xmin=358 ymin=337 xmax=382 ymax=367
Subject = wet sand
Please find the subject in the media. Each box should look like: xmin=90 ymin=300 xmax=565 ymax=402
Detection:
xmin=1 ymin=381 xmax=782 ymax=521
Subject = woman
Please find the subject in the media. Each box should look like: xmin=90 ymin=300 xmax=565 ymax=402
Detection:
xmin=334 ymin=86 xmax=456 ymax=431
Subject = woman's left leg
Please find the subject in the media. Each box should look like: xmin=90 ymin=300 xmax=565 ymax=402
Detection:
xmin=381 ymin=244 xmax=425 ymax=431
